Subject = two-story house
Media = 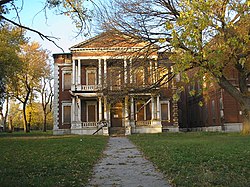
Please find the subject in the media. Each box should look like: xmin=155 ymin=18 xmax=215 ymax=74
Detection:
xmin=53 ymin=32 xmax=179 ymax=135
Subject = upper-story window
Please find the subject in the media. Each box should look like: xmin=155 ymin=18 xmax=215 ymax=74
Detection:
xmin=158 ymin=66 xmax=169 ymax=87
xmin=108 ymin=67 xmax=121 ymax=90
xmin=135 ymin=67 xmax=144 ymax=86
xmin=63 ymin=72 xmax=71 ymax=90
xmin=86 ymin=69 xmax=97 ymax=85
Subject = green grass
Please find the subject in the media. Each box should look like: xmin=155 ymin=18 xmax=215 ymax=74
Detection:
xmin=129 ymin=132 xmax=250 ymax=187
xmin=0 ymin=130 xmax=53 ymax=138
xmin=0 ymin=132 xmax=108 ymax=187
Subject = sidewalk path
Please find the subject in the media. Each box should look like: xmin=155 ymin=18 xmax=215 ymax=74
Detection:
xmin=87 ymin=137 xmax=171 ymax=187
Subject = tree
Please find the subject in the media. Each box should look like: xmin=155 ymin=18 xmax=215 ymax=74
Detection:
xmin=97 ymin=0 xmax=250 ymax=134
xmin=9 ymin=42 xmax=50 ymax=132
xmin=37 ymin=75 xmax=54 ymax=132
xmin=0 ymin=24 xmax=25 ymax=130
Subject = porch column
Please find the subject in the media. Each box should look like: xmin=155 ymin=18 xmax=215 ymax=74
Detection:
xmin=98 ymin=59 xmax=102 ymax=86
xmin=124 ymin=96 xmax=129 ymax=121
xmin=129 ymin=58 xmax=133 ymax=84
xmin=151 ymin=95 xmax=155 ymax=120
xmin=154 ymin=61 xmax=158 ymax=82
xmin=107 ymin=104 xmax=111 ymax=127
xmin=98 ymin=97 xmax=102 ymax=121
xmin=77 ymin=59 xmax=81 ymax=85
xmin=124 ymin=59 xmax=127 ymax=84
xmin=156 ymin=95 xmax=160 ymax=120
xmin=130 ymin=97 xmax=134 ymax=120
xmin=72 ymin=60 xmax=76 ymax=85
xmin=104 ymin=96 xmax=107 ymax=120
xmin=77 ymin=97 xmax=81 ymax=122
xmin=104 ymin=58 xmax=107 ymax=86
xmin=130 ymin=97 xmax=135 ymax=128
xmin=150 ymin=61 xmax=153 ymax=84
xmin=71 ymin=97 xmax=76 ymax=122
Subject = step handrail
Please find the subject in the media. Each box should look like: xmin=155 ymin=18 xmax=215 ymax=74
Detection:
xmin=92 ymin=121 xmax=108 ymax=135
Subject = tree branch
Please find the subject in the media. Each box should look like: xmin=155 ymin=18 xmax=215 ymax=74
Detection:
xmin=0 ymin=15 xmax=64 ymax=52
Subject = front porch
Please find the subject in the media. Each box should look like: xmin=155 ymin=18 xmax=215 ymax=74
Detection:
xmin=54 ymin=93 xmax=178 ymax=135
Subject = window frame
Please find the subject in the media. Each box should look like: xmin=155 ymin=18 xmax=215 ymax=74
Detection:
xmin=62 ymin=70 xmax=72 ymax=91
xmin=160 ymin=100 xmax=171 ymax=122
xmin=86 ymin=68 xmax=97 ymax=86
xmin=62 ymin=102 xmax=72 ymax=125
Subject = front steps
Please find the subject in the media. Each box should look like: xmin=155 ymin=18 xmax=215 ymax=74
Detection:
xmin=109 ymin=127 xmax=125 ymax=136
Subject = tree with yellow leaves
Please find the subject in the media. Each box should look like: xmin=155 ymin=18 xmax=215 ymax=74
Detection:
xmin=9 ymin=42 xmax=50 ymax=132
xmin=98 ymin=0 xmax=250 ymax=134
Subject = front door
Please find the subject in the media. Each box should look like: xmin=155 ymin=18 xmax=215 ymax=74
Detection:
xmin=111 ymin=103 xmax=122 ymax=127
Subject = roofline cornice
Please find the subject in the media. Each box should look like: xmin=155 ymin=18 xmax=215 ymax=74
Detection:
xmin=70 ymin=47 xmax=147 ymax=52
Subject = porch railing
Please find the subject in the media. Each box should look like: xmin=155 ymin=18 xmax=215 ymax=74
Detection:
xmin=136 ymin=120 xmax=152 ymax=126
xmin=82 ymin=122 xmax=99 ymax=127
xmin=81 ymin=85 xmax=98 ymax=91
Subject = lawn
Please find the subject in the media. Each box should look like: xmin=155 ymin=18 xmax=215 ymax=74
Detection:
xmin=0 ymin=131 xmax=108 ymax=187
xmin=129 ymin=132 xmax=250 ymax=187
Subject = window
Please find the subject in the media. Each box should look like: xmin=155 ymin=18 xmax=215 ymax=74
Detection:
xmin=135 ymin=67 xmax=144 ymax=85
xmin=108 ymin=67 xmax=121 ymax=90
xmin=86 ymin=69 xmax=96 ymax=85
xmin=63 ymin=73 xmax=71 ymax=90
xmin=158 ymin=67 xmax=169 ymax=87
xmin=161 ymin=102 xmax=170 ymax=121
xmin=63 ymin=105 xmax=71 ymax=124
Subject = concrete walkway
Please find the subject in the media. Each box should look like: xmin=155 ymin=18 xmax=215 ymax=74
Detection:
xmin=87 ymin=137 xmax=171 ymax=187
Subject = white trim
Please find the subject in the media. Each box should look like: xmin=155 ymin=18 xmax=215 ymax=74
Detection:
xmin=104 ymin=58 xmax=107 ymax=85
xmin=53 ymin=63 xmax=59 ymax=130
xmin=98 ymin=59 xmax=102 ymax=86
xmin=62 ymin=102 xmax=72 ymax=124
xmin=71 ymin=47 xmax=147 ymax=52
xmin=129 ymin=58 xmax=133 ymax=84
xmin=77 ymin=60 xmax=81 ymax=85
xmin=124 ymin=59 xmax=127 ymax=84
xmin=160 ymin=100 xmax=171 ymax=121
xmin=68 ymin=55 xmax=158 ymax=60
xmin=58 ymin=64 xmax=71 ymax=67
xmin=86 ymin=101 xmax=97 ymax=122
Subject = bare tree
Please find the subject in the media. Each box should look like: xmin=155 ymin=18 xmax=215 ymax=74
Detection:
xmin=95 ymin=0 xmax=250 ymax=134
xmin=38 ymin=76 xmax=54 ymax=132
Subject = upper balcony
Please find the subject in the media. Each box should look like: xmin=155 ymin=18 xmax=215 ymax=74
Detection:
xmin=68 ymin=58 xmax=172 ymax=93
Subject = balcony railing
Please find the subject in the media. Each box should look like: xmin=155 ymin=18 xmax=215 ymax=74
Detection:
xmin=81 ymin=85 xmax=98 ymax=91
xmin=71 ymin=121 xmax=99 ymax=129
xmin=82 ymin=122 xmax=99 ymax=127
xmin=136 ymin=120 xmax=152 ymax=126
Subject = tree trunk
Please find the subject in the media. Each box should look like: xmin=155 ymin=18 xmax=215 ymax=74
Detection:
xmin=43 ymin=111 xmax=47 ymax=132
xmin=22 ymin=102 xmax=29 ymax=133
xmin=8 ymin=116 xmax=12 ymax=133
xmin=242 ymin=107 xmax=250 ymax=135
xmin=3 ymin=95 xmax=9 ymax=132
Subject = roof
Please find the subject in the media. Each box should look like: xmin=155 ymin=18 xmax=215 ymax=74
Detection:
xmin=70 ymin=31 xmax=149 ymax=50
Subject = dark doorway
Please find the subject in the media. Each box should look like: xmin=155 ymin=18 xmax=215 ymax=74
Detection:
xmin=111 ymin=103 xmax=123 ymax=127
